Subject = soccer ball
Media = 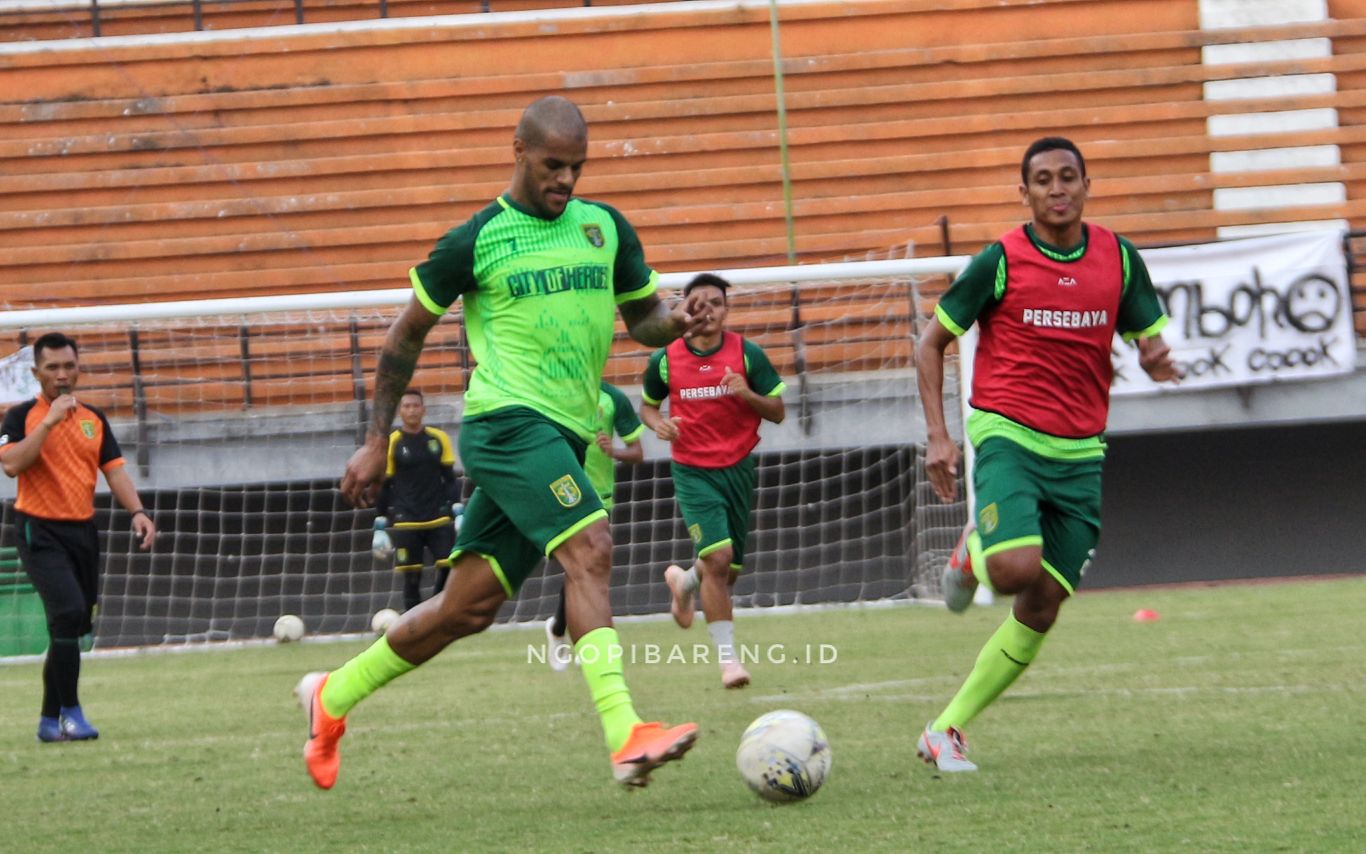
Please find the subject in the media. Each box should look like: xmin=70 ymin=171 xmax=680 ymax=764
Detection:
xmin=273 ymin=614 xmax=305 ymax=643
xmin=735 ymin=710 xmax=832 ymax=802
xmin=371 ymin=608 xmax=400 ymax=634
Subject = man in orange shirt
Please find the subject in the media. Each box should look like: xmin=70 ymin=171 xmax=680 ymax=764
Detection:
xmin=1 ymin=332 xmax=156 ymax=743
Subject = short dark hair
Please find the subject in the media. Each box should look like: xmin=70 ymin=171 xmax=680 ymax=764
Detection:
xmin=401 ymin=388 xmax=423 ymax=401
xmin=1021 ymin=137 xmax=1086 ymax=183
xmin=33 ymin=332 xmax=78 ymax=363
xmin=683 ymin=273 xmax=731 ymax=301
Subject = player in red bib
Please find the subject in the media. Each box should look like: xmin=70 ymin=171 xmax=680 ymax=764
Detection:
xmin=641 ymin=274 xmax=786 ymax=689
xmin=915 ymin=138 xmax=1179 ymax=771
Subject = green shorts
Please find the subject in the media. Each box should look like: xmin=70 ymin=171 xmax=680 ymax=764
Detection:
xmin=671 ymin=457 xmax=756 ymax=570
xmin=971 ymin=437 xmax=1102 ymax=593
xmin=454 ymin=407 xmax=607 ymax=597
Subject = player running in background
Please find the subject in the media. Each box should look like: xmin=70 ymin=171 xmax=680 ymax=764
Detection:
xmin=641 ymin=273 xmax=786 ymax=689
xmin=544 ymin=380 xmax=645 ymax=671
xmin=296 ymin=95 xmax=707 ymax=790
xmin=1 ymin=332 xmax=157 ymax=742
xmin=372 ymin=388 xmax=462 ymax=612
xmin=916 ymin=137 xmax=1179 ymax=771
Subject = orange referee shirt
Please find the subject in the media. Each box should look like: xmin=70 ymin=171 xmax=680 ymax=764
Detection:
xmin=0 ymin=395 xmax=124 ymax=522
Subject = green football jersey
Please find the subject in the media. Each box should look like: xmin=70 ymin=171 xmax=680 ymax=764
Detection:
xmin=583 ymin=380 xmax=645 ymax=505
xmin=410 ymin=195 xmax=659 ymax=440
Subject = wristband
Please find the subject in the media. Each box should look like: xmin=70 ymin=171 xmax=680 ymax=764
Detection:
xmin=131 ymin=509 xmax=151 ymax=522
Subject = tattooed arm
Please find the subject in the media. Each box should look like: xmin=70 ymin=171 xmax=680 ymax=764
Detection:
xmin=618 ymin=291 xmax=707 ymax=347
xmin=341 ymin=297 xmax=442 ymax=507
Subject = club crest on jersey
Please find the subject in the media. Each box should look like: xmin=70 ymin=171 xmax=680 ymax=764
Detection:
xmin=428 ymin=439 xmax=440 ymax=455
xmin=550 ymin=475 xmax=582 ymax=507
xmin=80 ymin=419 xmax=96 ymax=439
xmin=688 ymin=523 xmax=703 ymax=545
xmin=582 ymin=224 xmax=604 ymax=248
xmin=978 ymin=502 xmax=999 ymax=535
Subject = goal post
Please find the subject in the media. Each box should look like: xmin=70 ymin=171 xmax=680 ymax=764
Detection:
xmin=0 ymin=256 xmax=972 ymax=652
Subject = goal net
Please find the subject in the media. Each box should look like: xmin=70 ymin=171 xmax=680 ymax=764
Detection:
xmin=0 ymin=258 xmax=970 ymax=653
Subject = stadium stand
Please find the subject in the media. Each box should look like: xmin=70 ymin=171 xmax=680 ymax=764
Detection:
xmin=1 ymin=0 xmax=1364 ymax=418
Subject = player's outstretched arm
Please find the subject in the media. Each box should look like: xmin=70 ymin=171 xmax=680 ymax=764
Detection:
xmin=619 ymin=292 xmax=707 ymax=346
xmin=342 ymin=297 xmax=441 ymax=507
xmin=917 ymin=317 xmax=962 ymax=504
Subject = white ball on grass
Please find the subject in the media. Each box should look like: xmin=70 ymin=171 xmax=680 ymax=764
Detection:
xmin=736 ymin=710 xmax=832 ymax=802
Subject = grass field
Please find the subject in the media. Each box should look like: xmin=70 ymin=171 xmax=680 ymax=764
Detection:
xmin=2 ymin=577 xmax=1363 ymax=853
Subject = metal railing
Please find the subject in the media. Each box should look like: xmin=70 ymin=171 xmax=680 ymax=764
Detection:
xmin=13 ymin=0 xmax=606 ymax=38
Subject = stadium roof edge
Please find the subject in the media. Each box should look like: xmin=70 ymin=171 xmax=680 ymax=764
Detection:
xmin=0 ymin=0 xmax=833 ymax=56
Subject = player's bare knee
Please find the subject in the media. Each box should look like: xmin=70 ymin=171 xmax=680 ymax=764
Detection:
xmin=699 ymin=548 xmax=733 ymax=579
xmin=557 ymin=522 xmax=614 ymax=584
xmin=562 ymin=552 xmax=611 ymax=587
xmin=985 ymin=551 xmax=1042 ymax=594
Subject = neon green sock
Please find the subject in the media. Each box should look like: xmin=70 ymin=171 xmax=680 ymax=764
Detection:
xmin=319 ymin=635 xmax=416 ymax=719
xmin=933 ymin=612 xmax=1045 ymax=732
xmin=576 ymin=627 xmax=642 ymax=752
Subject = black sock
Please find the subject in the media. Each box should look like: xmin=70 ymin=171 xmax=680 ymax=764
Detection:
xmin=402 ymin=572 xmax=422 ymax=612
xmin=47 ymin=637 xmax=81 ymax=712
xmin=433 ymin=566 xmax=450 ymax=595
xmin=41 ymin=648 xmax=59 ymax=718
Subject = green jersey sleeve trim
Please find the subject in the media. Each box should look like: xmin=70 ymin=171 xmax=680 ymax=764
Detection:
xmin=766 ymin=381 xmax=788 ymax=397
xmin=935 ymin=242 xmax=1004 ymax=335
xmin=739 ymin=338 xmax=784 ymax=396
xmin=641 ymin=349 xmax=669 ymax=405
xmin=620 ymin=423 xmax=646 ymax=444
xmin=615 ymin=270 xmax=659 ymax=306
xmin=1121 ymin=314 xmax=1169 ymax=343
xmin=600 ymin=202 xmax=659 ymax=305
xmin=603 ymin=381 xmax=644 ymax=441
xmin=409 ymin=267 xmax=446 ymax=317
xmin=1121 ymin=243 xmax=1133 ymax=297
xmin=1115 ymin=235 xmax=1169 ymax=339
xmin=935 ymin=303 xmax=968 ymax=337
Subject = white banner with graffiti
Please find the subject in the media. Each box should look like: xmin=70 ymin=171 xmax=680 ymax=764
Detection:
xmin=0 ymin=346 xmax=39 ymax=405
xmin=1113 ymin=229 xmax=1356 ymax=395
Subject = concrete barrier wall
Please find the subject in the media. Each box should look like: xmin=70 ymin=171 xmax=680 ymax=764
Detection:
xmin=29 ymin=418 xmax=1363 ymax=647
